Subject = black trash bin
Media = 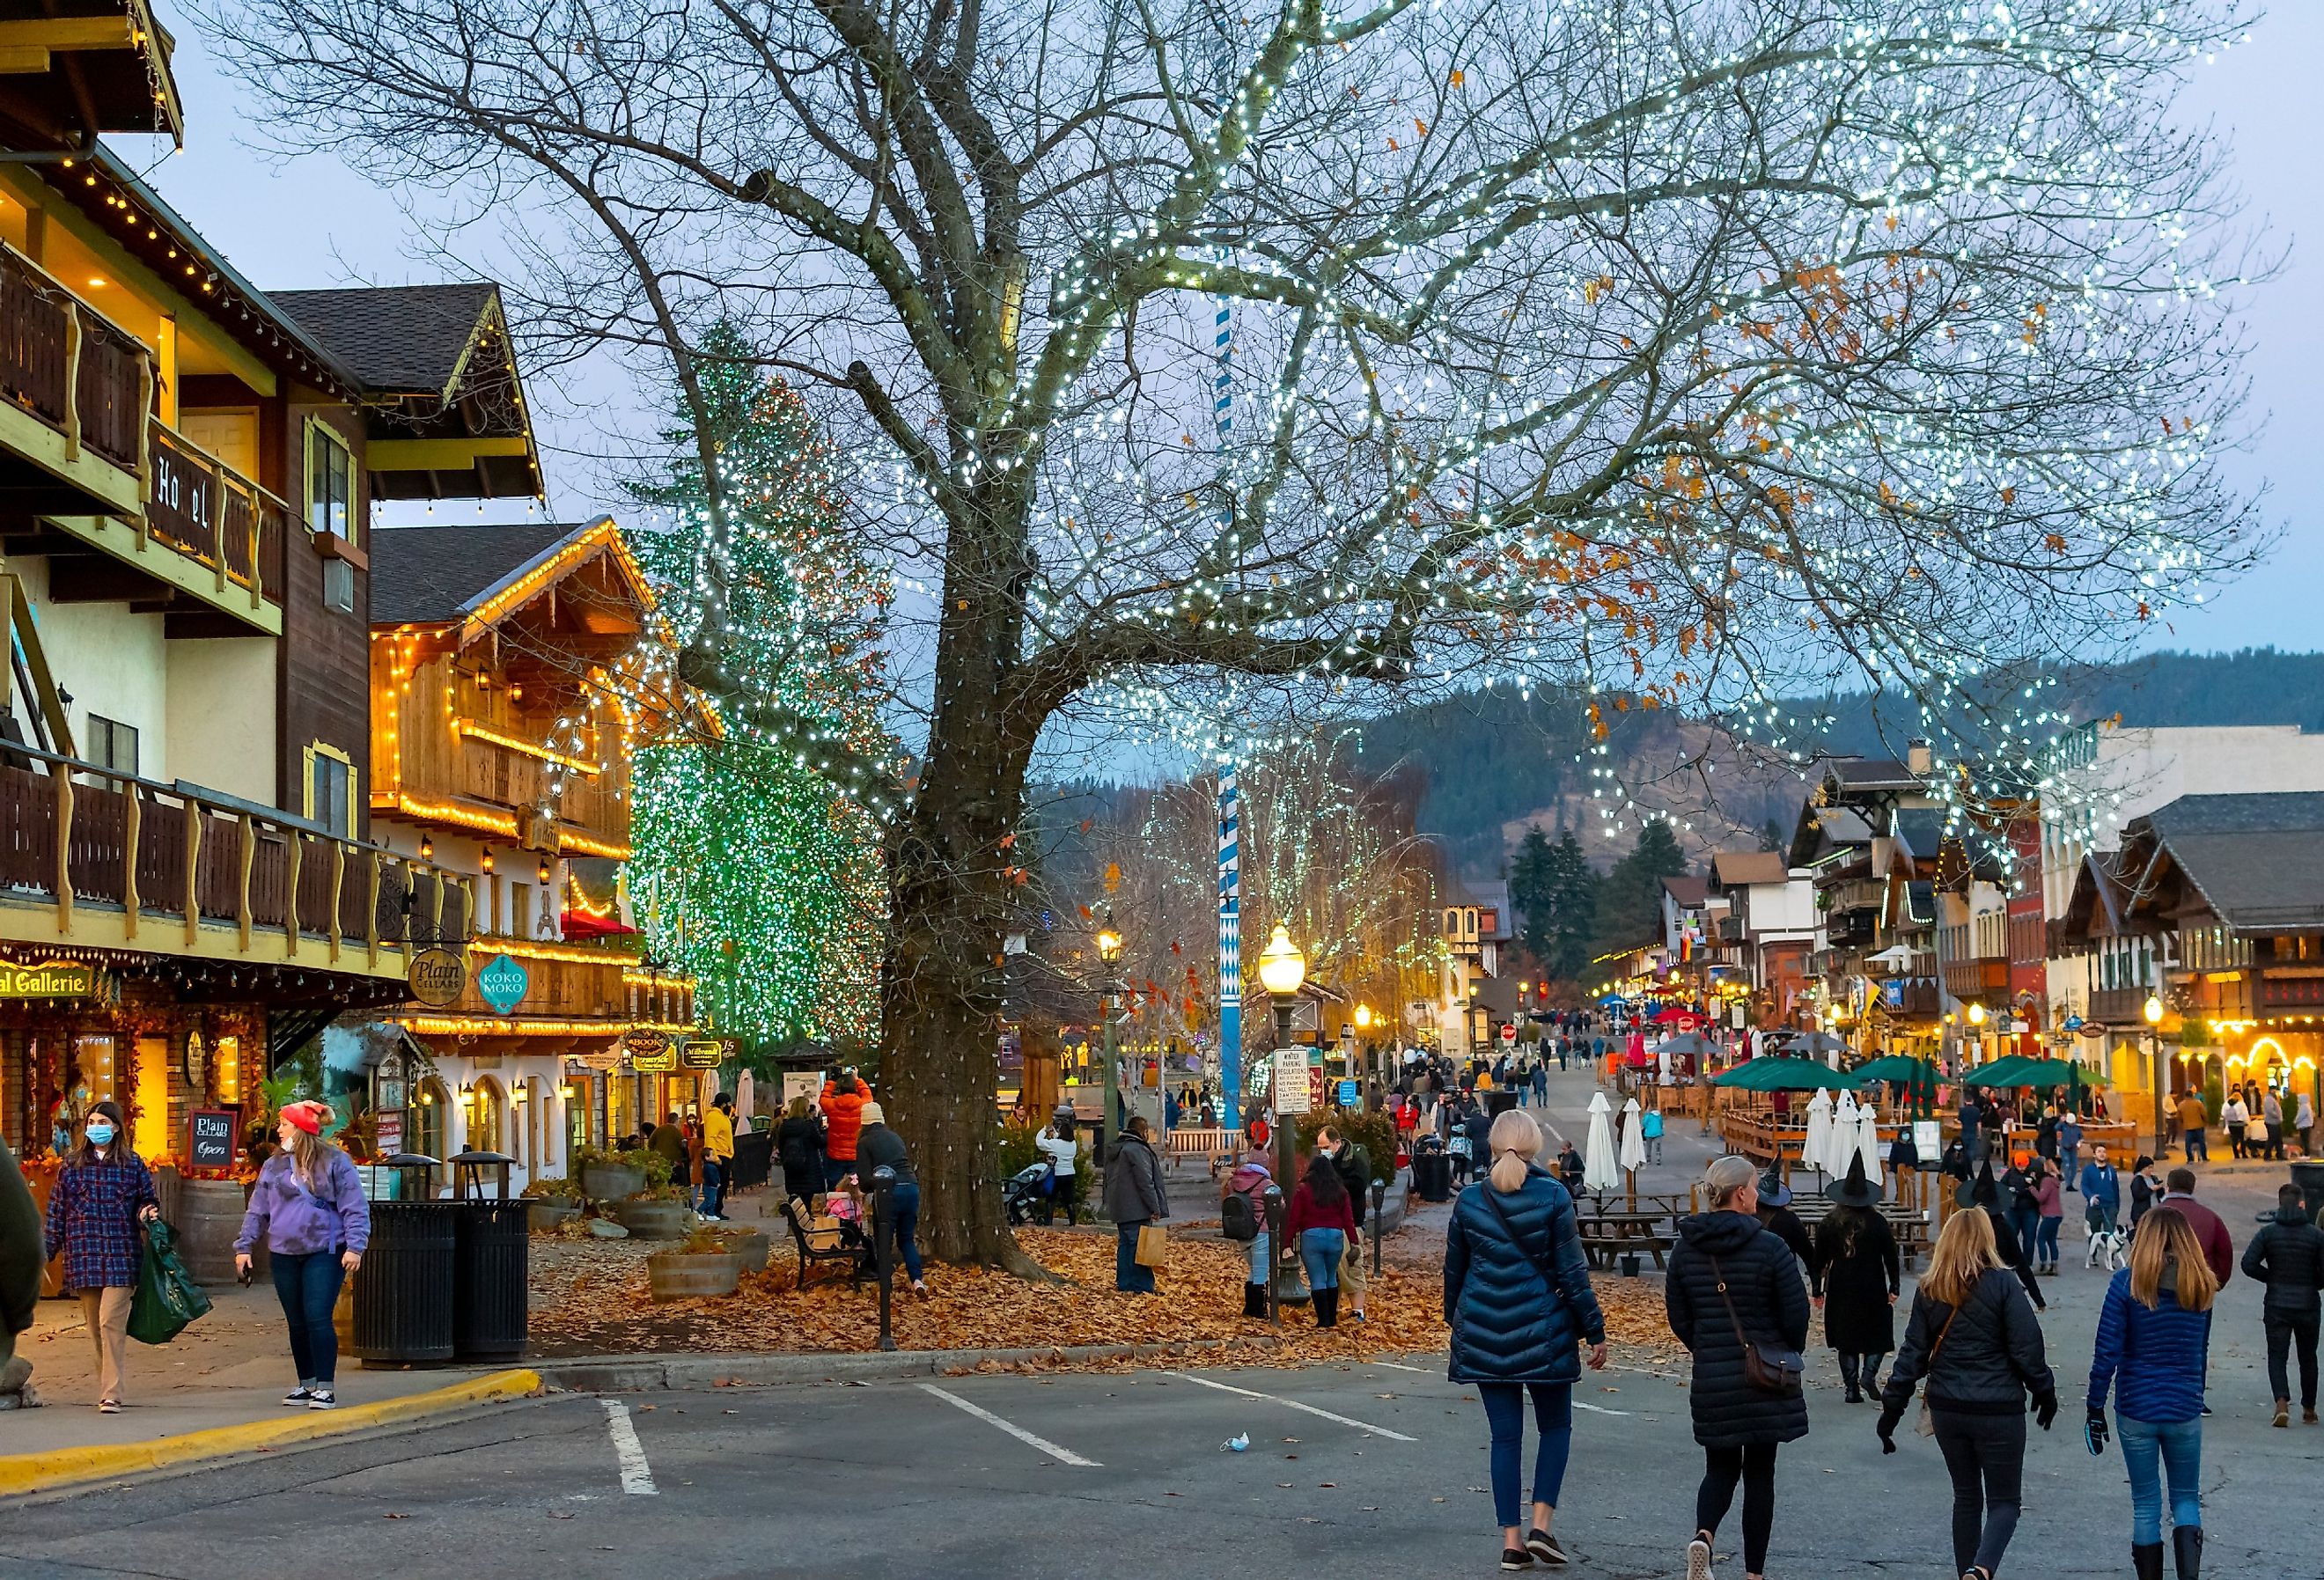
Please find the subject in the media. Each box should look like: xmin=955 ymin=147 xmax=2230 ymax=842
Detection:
xmin=452 ymin=1199 xmax=530 ymax=1359
xmin=1412 ymin=1139 xmax=1452 ymax=1202
xmin=2291 ymin=1162 xmax=2324 ymax=1224
xmin=1485 ymin=1089 xmax=1520 ymax=1119
xmin=351 ymin=1200 xmax=458 ymax=1364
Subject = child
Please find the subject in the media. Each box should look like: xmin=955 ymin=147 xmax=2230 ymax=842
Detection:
xmin=1641 ymin=1102 xmax=1665 ymax=1165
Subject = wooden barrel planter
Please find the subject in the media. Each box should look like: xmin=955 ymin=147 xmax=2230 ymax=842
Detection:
xmin=580 ymin=1161 xmax=646 ymax=1203
xmin=526 ymin=1200 xmax=580 ymax=1233
xmin=615 ymin=1199 xmax=687 ymax=1239
xmin=645 ymin=1251 xmax=742 ymax=1303
xmin=710 ymin=1230 xmax=770 ymax=1274
xmin=178 ymin=1179 xmax=248 ymax=1287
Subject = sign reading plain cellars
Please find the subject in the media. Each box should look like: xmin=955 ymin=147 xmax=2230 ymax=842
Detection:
xmin=0 ymin=959 xmax=94 ymax=997
xmin=407 ymin=947 xmax=466 ymax=1008
xmin=476 ymin=953 xmax=530 ymax=1014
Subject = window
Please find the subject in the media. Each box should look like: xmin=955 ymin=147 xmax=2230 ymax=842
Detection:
xmin=322 ymin=556 xmax=355 ymax=614
xmin=304 ymin=745 xmax=353 ymax=836
xmin=85 ymin=715 xmax=137 ymax=776
xmin=306 ymin=421 xmax=354 ymax=540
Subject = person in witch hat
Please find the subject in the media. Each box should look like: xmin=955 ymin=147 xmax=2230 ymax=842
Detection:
xmin=1754 ymin=1159 xmax=1813 ymax=1270
xmin=1812 ymin=1155 xmax=1901 ymax=1401
xmin=1958 ymin=1160 xmax=2045 ymax=1312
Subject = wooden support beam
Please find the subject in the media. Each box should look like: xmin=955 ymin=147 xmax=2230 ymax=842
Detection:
xmin=283 ymin=830 xmax=300 ymax=957
xmin=328 ymin=840 xmax=344 ymax=963
xmin=235 ymin=812 xmax=252 ymax=952
xmin=51 ymin=760 xmax=70 ymax=934
xmin=121 ymin=789 xmax=139 ymax=938
xmin=182 ymin=798 xmax=200 ymax=945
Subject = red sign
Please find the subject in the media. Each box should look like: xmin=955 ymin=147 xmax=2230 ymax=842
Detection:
xmin=375 ymin=1109 xmax=405 ymax=1157
xmin=1306 ymin=1066 xmax=1327 ymax=1110
xmin=1500 ymin=1023 xmax=1518 ymax=1044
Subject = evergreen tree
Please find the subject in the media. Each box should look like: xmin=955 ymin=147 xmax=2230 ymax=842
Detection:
xmin=1591 ymin=820 xmax=1688 ymax=957
xmin=1541 ymin=828 xmax=1600 ymax=986
xmin=1509 ymin=825 xmax=1555 ymax=963
xmin=1761 ymin=816 xmax=1787 ymax=854
xmin=625 ymin=327 xmax=894 ymax=1045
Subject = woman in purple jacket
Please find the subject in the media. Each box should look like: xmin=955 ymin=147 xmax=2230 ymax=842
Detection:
xmin=235 ymin=1101 xmax=370 ymax=1409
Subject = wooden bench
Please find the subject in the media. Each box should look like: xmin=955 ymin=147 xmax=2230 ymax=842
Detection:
xmin=1789 ymin=1198 xmax=1933 ymax=1268
xmin=1165 ymin=1127 xmax=1236 ymax=1176
xmin=783 ymin=1196 xmax=865 ymax=1289
xmin=1578 ymin=1225 xmax=1674 ymax=1270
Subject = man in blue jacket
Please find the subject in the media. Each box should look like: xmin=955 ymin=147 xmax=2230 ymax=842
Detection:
xmin=2079 ymin=1145 xmax=2122 ymax=1232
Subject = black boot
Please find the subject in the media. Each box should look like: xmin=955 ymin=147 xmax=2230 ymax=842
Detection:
xmin=1315 ymin=1286 xmax=1339 ymax=1328
xmin=1861 ymin=1354 xmax=1886 ymax=1395
xmin=1242 ymin=1282 xmax=1268 ymax=1319
xmin=2173 ymin=1526 xmax=2203 ymax=1580
xmin=2134 ymin=1544 xmax=2163 ymax=1580
xmin=1839 ymin=1353 xmax=1862 ymax=1403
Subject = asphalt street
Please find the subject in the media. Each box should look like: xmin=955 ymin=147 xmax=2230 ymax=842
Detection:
xmin=4 ymin=1334 xmax=2319 ymax=1580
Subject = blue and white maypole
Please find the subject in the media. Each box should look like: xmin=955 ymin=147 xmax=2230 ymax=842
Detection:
xmin=1212 ymin=279 xmax=1245 ymax=1130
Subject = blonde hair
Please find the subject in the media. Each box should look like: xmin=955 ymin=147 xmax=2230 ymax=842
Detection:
xmin=1486 ymin=1110 xmax=1542 ymax=1193
xmin=1703 ymin=1154 xmax=1756 ymax=1208
xmin=1923 ymin=1203 xmax=2000 ymax=1307
xmin=2129 ymin=1208 xmax=2218 ymax=1313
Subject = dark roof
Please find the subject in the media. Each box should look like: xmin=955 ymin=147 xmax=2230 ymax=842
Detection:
xmin=1825 ymin=757 xmax=1921 ymax=790
xmin=271 ymin=284 xmax=501 ymax=395
xmin=2135 ymin=793 xmax=2324 ymax=932
xmin=1660 ymin=875 xmax=1710 ymax=909
xmin=369 ymin=520 xmax=584 ymax=626
xmin=1890 ymin=808 xmax=1948 ymax=861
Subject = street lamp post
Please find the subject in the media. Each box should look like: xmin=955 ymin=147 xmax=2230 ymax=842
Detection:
xmin=1097 ymin=912 xmax=1123 ymax=1165
xmin=1257 ymin=922 xmax=1308 ymax=1316
xmin=2144 ymin=993 xmax=2167 ymax=1161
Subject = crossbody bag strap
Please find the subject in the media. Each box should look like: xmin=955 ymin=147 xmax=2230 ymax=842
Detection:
xmin=1705 ymin=1253 xmax=1754 ymax=1349
xmin=1480 ymin=1178 xmax=1559 ymax=1293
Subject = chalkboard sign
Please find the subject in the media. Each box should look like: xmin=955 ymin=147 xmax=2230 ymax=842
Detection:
xmin=188 ymin=1109 xmax=239 ymax=1171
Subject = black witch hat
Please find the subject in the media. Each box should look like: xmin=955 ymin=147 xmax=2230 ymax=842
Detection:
xmin=1827 ymin=1151 xmax=1881 ymax=1209
xmin=1756 ymin=1160 xmax=1793 ymax=1209
xmin=1955 ymin=1157 xmax=2001 ymax=1209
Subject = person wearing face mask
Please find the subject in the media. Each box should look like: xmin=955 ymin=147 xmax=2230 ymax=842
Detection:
xmin=234 ymin=1101 xmax=371 ymax=1409
xmin=40 ymin=1100 xmax=159 ymax=1413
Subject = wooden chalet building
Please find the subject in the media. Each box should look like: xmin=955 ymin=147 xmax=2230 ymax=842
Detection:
xmin=363 ymin=516 xmax=696 ymax=1191
xmin=0 ymin=9 xmax=542 ymax=1179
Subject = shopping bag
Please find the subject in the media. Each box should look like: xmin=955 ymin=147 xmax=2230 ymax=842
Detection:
xmin=127 ymin=1218 xmax=212 ymax=1346
xmin=1134 ymin=1223 xmax=1169 ymax=1268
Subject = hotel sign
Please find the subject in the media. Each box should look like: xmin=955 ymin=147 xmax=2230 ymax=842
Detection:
xmin=0 ymin=960 xmax=95 ymax=998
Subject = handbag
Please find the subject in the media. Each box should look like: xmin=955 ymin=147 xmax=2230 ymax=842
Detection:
xmin=127 ymin=1218 xmax=212 ymax=1347
xmin=1913 ymin=1298 xmax=1965 ymax=1437
xmin=1134 ymin=1222 xmax=1169 ymax=1268
xmin=1706 ymin=1253 xmax=1804 ymax=1396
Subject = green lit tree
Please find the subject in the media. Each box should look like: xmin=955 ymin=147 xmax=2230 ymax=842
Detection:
xmin=625 ymin=329 xmax=893 ymax=1046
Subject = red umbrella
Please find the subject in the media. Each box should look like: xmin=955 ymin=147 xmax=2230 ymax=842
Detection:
xmin=1654 ymin=1005 xmax=1703 ymax=1028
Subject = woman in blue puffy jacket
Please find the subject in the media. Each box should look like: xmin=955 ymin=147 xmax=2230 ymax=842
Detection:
xmin=2086 ymin=1207 xmax=2217 ymax=1580
xmin=1445 ymin=1109 xmax=1607 ymax=1571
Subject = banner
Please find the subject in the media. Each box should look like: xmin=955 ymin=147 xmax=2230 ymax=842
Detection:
xmin=1218 ymin=763 xmax=1242 ymax=1129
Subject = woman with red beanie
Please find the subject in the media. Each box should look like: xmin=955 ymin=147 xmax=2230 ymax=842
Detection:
xmin=235 ymin=1101 xmax=370 ymax=1410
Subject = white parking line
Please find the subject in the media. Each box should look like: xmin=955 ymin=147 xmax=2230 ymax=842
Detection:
xmin=1574 ymin=1401 xmax=1633 ymax=1416
xmin=919 ymin=1384 xmax=1102 ymax=1466
xmin=600 ymin=1400 xmax=657 ymax=1495
xmin=1370 ymin=1361 xmax=1434 ymax=1375
xmin=1163 ymin=1371 xmax=1419 ymax=1442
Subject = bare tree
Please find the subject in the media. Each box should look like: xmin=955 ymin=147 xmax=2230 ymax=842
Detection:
xmin=209 ymin=0 xmax=2263 ymax=1262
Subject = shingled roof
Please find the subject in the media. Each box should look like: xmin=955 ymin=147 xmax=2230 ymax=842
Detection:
xmin=2130 ymin=792 xmax=2324 ymax=932
xmin=1710 ymin=849 xmax=1791 ymax=888
xmin=271 ymin=283 xmax=503 ymax=397
xmin=369 ymin=520 xmax=582 ymax=627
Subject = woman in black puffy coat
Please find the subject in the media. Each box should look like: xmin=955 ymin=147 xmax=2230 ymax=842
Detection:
xmin=1666 ymin=1155 xmax=1812 ymax=1580
xmin=1445 ymin=1110 xmax=1607 ymax=1570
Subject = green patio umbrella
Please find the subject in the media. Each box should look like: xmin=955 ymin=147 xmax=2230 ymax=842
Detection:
xmin=1850 ymin=1055 xmax=1937 ymax=1084
xmin=1712 ymin=1056 xmax=1860 ymax=1092
xmin=1962 ymin=1055 xmax=2037 ymax=1087
xmin=2009 ymin=1057 xmax=2110 ymax=1088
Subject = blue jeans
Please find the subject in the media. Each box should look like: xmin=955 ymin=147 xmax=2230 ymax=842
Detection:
xmin=2008 ymin=1204 xmax=2040 ymax=1266
xmin=699 ymin=1157 xmax=724 ymax=1216
xmin=1248 ymin=1230 xmax=1270 ymax=1287
xmin=1116 ymin=1219 xmax=1155 ymax=1292
xmin=886 ymin=1180 xmax=923 ymax=1282
xmin=2036 ymin=1216 xmax=2061 ymax=1265
xmin=1478 ymin=1382 xmax=1573 ymax=1527
xmin=2120 ymin=1415 xmax=2203 ymax=1544
xmin=270 ymin=1249 xmax=347 ymax=1387
xmin=1299 ymin=1228 xmax=1346 ymax=1291
xmin=2062 ymin=1145 xmax=2079 ymax=1187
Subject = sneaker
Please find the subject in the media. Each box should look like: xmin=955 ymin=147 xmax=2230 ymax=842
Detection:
xmin=1526 ymin=1528 xmax=1570 ymax=1565
xmin=911 ymin=1281 xmax=929 ymax=1300
xmin=283 ymin=1386 xmax=314 ymax=1407
xmin=307 ymin=1390 xmax=338 ymax=1411
xmin=2274 ymin=1402 xmax=2291 ymax=1429
xmin=1687 ymin=1532 xmax=1716 ymax=1580
xmin=1499 ymin=1549 xmax=1533 ymax=1571
xmin=98 ymin=1400 xmax=121 ymax=1415
xmin=2305 ymin=1407 xmax=2319 ymax=1424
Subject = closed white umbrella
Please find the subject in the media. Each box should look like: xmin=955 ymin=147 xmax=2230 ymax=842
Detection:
xmin=1855 ymin=1105 xmax=1885 ymax=1185
xmin=1802 ymin=1088 xmax=1835 ymax=1176
xmin=1619 ymin=1096 xmax=1647 ymax=1172
xmin=1584 ymin=1091 xmax=1621 ymax=1193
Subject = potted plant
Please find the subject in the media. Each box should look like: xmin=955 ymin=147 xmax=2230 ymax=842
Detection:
xmin=575 ymin=1144 xmax=661 ymax=1204
xmin=645 ymin=1227 xmax=745 ymax=1301
xmin=522 ymin=1175 xmax=582 ymax=1231
xmin=615 ymin=1182 xmax=690 ymax=1239
xmin=699 ymin=1221 xmax=771 ymax=1274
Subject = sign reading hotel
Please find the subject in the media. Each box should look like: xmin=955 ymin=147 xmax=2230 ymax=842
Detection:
xmin=0 ymin=960 xmax=95 ymax=998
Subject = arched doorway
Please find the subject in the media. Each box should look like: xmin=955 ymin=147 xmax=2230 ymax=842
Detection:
xmin=468 ymin=1076 xmax=505 ymax=1156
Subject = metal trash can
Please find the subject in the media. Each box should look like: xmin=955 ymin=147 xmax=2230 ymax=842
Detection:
xmin=452 ymin=1199 xmax=530 ymax=1359
xmin=1412 ymin=1140 xmax=1452 ymax=1202
xmin=2291 ymin=1162 xmax=2324 ymax=1224
xmin=351 ymin=1201 xmax=457 ymax=1364
xmin=1485 ymin=1089 xmax=1520 ymax=1119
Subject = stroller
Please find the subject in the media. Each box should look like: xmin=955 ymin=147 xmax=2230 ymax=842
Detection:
xmin=1002 ymin=1161 xmax=1053 ymax=1226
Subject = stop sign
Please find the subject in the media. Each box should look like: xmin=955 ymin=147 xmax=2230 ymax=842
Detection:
xmin=1500 ymin=1023 xmax=1517 ymax=1045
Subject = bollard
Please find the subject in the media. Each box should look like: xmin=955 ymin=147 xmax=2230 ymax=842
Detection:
xmin=1263 ymin=1186 xmax=1285 ymax=1326
xmin=869 ymin=1165 xmax=898 ymax=1352
xmin=1370 ymin=1177 xmax=1386 ymax=1276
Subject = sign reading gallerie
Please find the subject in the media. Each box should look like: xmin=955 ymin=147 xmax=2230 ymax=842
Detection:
xmin=0 ymin=959 xmax=95 ymax=998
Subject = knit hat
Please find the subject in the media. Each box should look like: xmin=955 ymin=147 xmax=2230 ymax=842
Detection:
xmin=858 ymin=1100 xmax=885 ymax=1126
xmin=280 ymin=1101 xmax=324 ymax=1135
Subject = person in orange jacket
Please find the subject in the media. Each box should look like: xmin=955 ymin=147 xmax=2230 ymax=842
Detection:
xmin=820 ymin=1071 xmax=872 ymax=1187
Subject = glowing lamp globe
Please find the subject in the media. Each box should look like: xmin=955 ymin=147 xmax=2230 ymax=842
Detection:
xmin=1256 ymin=923 xmax=1306 ymax=998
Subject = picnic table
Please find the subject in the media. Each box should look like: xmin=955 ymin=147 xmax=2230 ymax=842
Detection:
xmin=1572 ymin=1206 xmax=1675 ymax=1270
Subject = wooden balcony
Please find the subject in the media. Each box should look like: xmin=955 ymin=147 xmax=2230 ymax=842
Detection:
xmin=0 ymin=741 xmax=470 ymax=979
xmin=2086 ymin=986 xmax=2156 ymax=1025
xmin=0 ymin=242 xmax=284 ymax=635
xmin=1942 ymin=957 xmax=2010 ymax=1000
xmin=386 ymin=936 xmax=695 ymax=1041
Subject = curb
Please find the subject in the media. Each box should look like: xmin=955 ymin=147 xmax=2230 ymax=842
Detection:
xmin=0 ymin=1369 xmax=542 ymax=1500
xmin=535 ymin=1339 xmax=1304 ymax=1393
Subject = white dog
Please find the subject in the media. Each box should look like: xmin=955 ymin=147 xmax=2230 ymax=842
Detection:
xmin=2086 ymin=1219 xmax=2128 ymax=1270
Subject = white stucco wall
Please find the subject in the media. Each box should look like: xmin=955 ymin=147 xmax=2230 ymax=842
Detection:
xmin=17 ymin=556 xmax=168 ymax=778
xmin=165 ymin=636 xmax=276 ymax=804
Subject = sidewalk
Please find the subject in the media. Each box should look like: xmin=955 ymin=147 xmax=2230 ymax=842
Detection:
xmin=10 ymin=1277 xmax=504 ymax=1454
